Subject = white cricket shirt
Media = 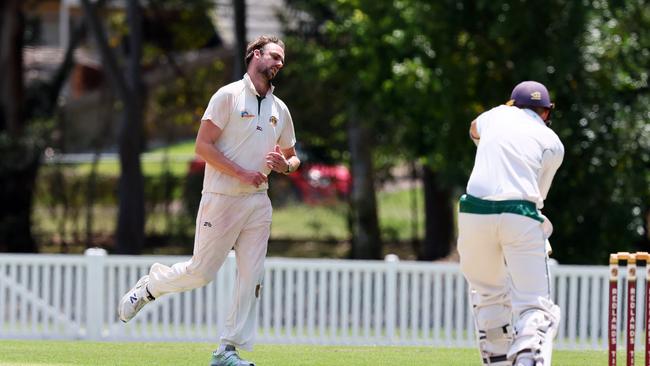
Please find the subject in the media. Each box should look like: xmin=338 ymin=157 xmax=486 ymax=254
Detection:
xmin=200 ymin=73 xmax=296 ymax=195
xmin=466 ymin=105 xmax=564 ymax=208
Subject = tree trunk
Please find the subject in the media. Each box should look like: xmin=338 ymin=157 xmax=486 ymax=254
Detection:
xmin=0 ymin=0 xmax=23 ymax=136
xmin=232 ymin=0 xmax=247 ymax=80
xmin=0 ymin=0 xmax=38 ymax=253
xmin=115 ymin=0 xmax=145 ymax=254
xmin=420 ymin=165 xmax=453 ymax=260
xmin=0 ymin=157 xmax=39 ymax=253
xmin=347 ymin=108 xmax=382 ymax=259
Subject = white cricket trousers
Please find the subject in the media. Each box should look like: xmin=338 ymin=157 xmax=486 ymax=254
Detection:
xmin=457 ymin=212 xmax=556 ymax=331
xmin=147 ymin=192 xmax=272 ymax=351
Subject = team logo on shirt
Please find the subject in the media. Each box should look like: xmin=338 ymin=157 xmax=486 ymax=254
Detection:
xmin=269 ymin=116 xmax=278 ymax=127
xmin=530 ymin=92 xmax=542 ymax=100
xmin=241 ymin=110 xmax=255 ymax=118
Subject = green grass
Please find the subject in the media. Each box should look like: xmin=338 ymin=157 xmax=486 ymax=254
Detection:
xmin=72 ymin=140 xmax=196 ymax=177
xmin=149 ymin=140 xmax=196 ymax=155
xmin=73 ymin=156 xmax=189 ymax=177
xmin=271 ymin=188 xmax=424 ymax=242
xmin=271 ymin=204 xmax=349 ymax=240
xmin=377 ymin=187 xmax=425 ymax=241
xmin=0 ymin=341 xmax=618 ymax=365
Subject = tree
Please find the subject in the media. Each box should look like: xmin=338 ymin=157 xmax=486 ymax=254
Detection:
xmin=347 ymin=103 xmax=382 ymax=259
xmin=280 ymin=1 xmax=386 ymax=259
xmin=0 ymin=0 xmax=39 ymax=252
xmin=404 ymin=0 xmax=588 ymax=260
xmin=1 ymin=0 xmax=221 ymax=253
xmin=81 ymin=0 xmax=146 ymax=254
xmin=1 ymin=0 xmax=110 ymax=252
xmin=76 ymin=0 xmax=220 ymax=253
xmin=548 ymin=0 xmax=650 ymax=263
xmin=281 ymin=0 xmax=646 ymax=264
xmin=232 ymin=0 xmax=247 ymax=81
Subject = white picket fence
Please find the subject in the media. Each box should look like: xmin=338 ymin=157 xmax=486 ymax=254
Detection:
xmin=0 ymin=250 xmax=635 ymax=350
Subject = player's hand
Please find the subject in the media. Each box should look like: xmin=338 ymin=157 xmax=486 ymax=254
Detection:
xmin=265 ymin=145 xmax=289 ymax=173
xmin=238 ymin=170 xmax=268 ymax=188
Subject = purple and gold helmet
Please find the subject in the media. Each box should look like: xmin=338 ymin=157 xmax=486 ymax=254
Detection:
xmin=507 ymin=81 xmax=554 ymax=109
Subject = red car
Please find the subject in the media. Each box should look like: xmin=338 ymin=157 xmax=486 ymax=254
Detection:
xmin=187 ymin=146 xmax=351 ymax=206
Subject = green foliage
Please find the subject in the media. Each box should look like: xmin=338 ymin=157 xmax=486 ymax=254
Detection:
xmin=146 ymin=60 xmax=226 ymax=146
xmin=282 ymin=0 xmax=585 ymax=181
xmin=147 ymin=0 xmax=219 ymax=51
xmin=33 ymin=162 xmax=423 ymax=253
xmin=106 ymin=0 xmax=219 ymax=64
xmin=548 ymin=0 xmax=650 ymax=262
xmin=0 ymin=119 xmax=51 ymax=173
xmin=281 ymin=1 xmax=648 ymax=264
xmin=98 ymin=0 xmax=226 ymax=146
xmin=33 ymin=165 xmax=196 ymax=249
xmin=0 ymin=122 xmax=50 ymax=251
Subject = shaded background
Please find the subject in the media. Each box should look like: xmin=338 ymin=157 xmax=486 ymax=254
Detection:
xmin=0 ymin=0 xmax=648 ymax=264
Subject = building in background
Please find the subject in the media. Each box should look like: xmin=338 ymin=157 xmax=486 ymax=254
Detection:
xmin=25 ymin=0 xmax=276 ymax=152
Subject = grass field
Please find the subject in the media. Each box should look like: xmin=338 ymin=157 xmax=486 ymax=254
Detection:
xmin=73 ymin=140 xmax=196 ymax=177
xmin=0 ymin=341 xmax=617 ymax=365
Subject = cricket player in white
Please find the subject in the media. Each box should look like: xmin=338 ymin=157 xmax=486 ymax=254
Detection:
xmin=118 ymin=35 xmax=299 ymax=366
xmin=457 ymin=81 xmax=564 ymax=366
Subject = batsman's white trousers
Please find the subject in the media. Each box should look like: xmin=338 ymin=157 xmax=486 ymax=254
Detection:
xmin=457 ymin=212 xmax=557 ymax=334
xmin=147 ymin=192 xmax=272 ymax=351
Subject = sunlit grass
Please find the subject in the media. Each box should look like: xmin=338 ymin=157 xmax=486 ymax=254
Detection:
xmin=0 ymin=341 xmax=615 ymax=366
xmin=69 ymin=140 xmax=197 ymax=177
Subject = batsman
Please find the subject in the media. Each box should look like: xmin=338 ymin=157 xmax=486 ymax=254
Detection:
xmin=457 ymin=81 xmax=564 ymax=366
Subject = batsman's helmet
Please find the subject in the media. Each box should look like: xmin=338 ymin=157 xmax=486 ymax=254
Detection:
xmin=507 ymin=81 xmax=554 ymax=109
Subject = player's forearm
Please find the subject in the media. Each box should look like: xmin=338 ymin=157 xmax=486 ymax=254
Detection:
xmin=195 ymin=140 xmax=244 ymax=178
xmin=538 ymin=148 xmax=564 ymax=200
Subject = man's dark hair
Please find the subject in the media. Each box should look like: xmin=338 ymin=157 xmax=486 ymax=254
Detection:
xmin=245 ymin=35 xmax=285 ymax=67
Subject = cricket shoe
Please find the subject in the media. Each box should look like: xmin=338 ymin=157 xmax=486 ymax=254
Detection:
xmin=118 ymin=275 xmax=155 ymax=322
xmin=209 ymin=345 xmax=254 ymax=366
